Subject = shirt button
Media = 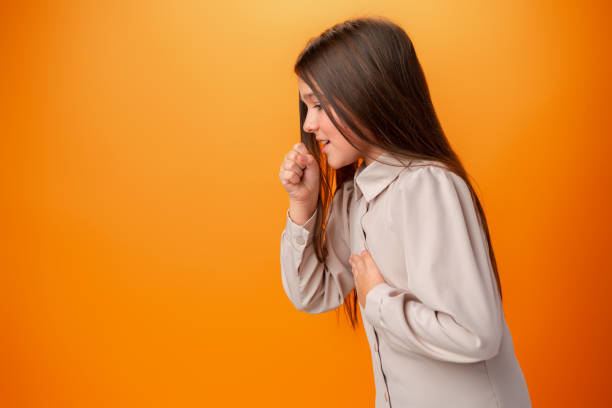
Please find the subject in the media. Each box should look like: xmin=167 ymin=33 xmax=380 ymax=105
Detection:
xmin=295 ymin=236 xmax=305 ymax=245
xmin=384 ymin=391 xmax=389 ymax=401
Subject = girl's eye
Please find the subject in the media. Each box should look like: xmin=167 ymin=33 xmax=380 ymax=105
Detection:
xmin=313 ymin=104 xmax=322 ymax=110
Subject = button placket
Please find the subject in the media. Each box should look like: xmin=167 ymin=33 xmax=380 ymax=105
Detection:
xmin=359 ymin=198 xmax=369 ymax=251
xmin=355 ymin=186 xmax=391 ymax=406
xmin=373 ymin=328 xmax=392 ymax=407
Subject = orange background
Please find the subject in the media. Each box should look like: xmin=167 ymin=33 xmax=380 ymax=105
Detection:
xmin=1 ymin=1 xmax=610 ymax=407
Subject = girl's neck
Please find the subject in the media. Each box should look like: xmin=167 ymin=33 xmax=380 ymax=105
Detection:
xmin=363 ymin=149 xmax=385 ymax=166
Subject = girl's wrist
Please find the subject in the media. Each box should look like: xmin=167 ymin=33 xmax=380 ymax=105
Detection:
xmin=288 ymin=200 xmax=317 ymax=226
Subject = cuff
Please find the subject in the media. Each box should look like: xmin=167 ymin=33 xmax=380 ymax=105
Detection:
xmin=364 ymin=282 xmax=395 ymax=328
xmin=285 ymin=208 xmax=318 ymax=250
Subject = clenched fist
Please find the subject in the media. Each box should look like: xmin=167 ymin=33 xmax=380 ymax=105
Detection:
xmin=279 ymin=142 xmax=320 ymax=225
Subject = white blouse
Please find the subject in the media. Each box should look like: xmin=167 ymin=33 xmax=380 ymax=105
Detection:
xmin=280 ymin=151 xmax=531 ymax=407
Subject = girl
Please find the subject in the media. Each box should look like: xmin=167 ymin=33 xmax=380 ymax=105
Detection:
xmin=278 ymin=17 xmax=531 ymax=408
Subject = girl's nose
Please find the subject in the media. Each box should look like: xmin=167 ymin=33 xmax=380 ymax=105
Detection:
xmin=303 ymin=108 xmax=319 ymax=133
xmin=303 ymin=119 xmax=318 ymax=133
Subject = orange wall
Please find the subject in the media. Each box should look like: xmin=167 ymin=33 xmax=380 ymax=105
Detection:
xmin=1 ymin=1 xmax=610 ymax=407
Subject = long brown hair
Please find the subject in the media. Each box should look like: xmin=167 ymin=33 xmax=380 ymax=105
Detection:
xmin=294 ymin=16 xmax=502 ymax=329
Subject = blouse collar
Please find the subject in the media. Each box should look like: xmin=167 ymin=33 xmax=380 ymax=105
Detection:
xmin=353 ymin=151 xmax=411 ymax=203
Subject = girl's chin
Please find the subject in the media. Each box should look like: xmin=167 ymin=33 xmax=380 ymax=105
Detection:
xmin=326 ymin=155 xmax=353 ymax=170
xmin=324 ymin=153 xmax=339 ymax=169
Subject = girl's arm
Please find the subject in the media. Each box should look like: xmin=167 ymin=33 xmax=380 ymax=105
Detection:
xmin=364 ymin=166 xmax=504 ymax=363
xmin=280 ymin=181 xmax=355 ymax=314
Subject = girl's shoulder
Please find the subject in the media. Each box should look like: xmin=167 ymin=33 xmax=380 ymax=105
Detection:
xmin=402 ymin=158 xmax=451 ymax=173
xmin=397 ymin=158 xmax=451 ymax=179
xmin=394 ymin=160 xmax=467 ymax=196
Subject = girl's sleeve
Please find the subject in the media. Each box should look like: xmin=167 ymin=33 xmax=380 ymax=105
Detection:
xmin=363 ymin=166 xmax=504 ymax=363
xmin=280 ymin=182 xmax=355 ymax=314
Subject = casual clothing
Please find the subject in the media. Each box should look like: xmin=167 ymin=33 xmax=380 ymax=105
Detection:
xmin=280 ymin=151 xmax=531 ymax=407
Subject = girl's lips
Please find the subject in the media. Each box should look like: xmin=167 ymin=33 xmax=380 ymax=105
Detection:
xmin=322 ymin=142 xmax=330 ymax=153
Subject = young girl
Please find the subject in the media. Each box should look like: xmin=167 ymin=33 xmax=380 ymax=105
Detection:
xmin=279 ymin=17 xmax=531 ymax=408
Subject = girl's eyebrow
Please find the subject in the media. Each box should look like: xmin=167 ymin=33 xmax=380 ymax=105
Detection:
xmin=300 ymin=92 xmax=317 ymax=102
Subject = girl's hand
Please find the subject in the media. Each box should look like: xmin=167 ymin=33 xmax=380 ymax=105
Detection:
xmin=349 ymin=250 xmax=386 ymax=308
xmin=279 ymin=142 xmax=320 ymax=205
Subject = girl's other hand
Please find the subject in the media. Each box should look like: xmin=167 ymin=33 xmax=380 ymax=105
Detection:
xmin=349 ymin=250 xmax=387 ymax=308
xmin=279 ymin=142 xmax=320 ymax=206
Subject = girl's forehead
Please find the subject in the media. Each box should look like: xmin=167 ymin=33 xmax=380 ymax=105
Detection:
xmin=297 ymin=77 xmax=321 ymax=99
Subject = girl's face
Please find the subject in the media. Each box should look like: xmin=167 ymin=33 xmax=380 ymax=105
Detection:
xmin=298 ymin=77 xmax=375 ymax=169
